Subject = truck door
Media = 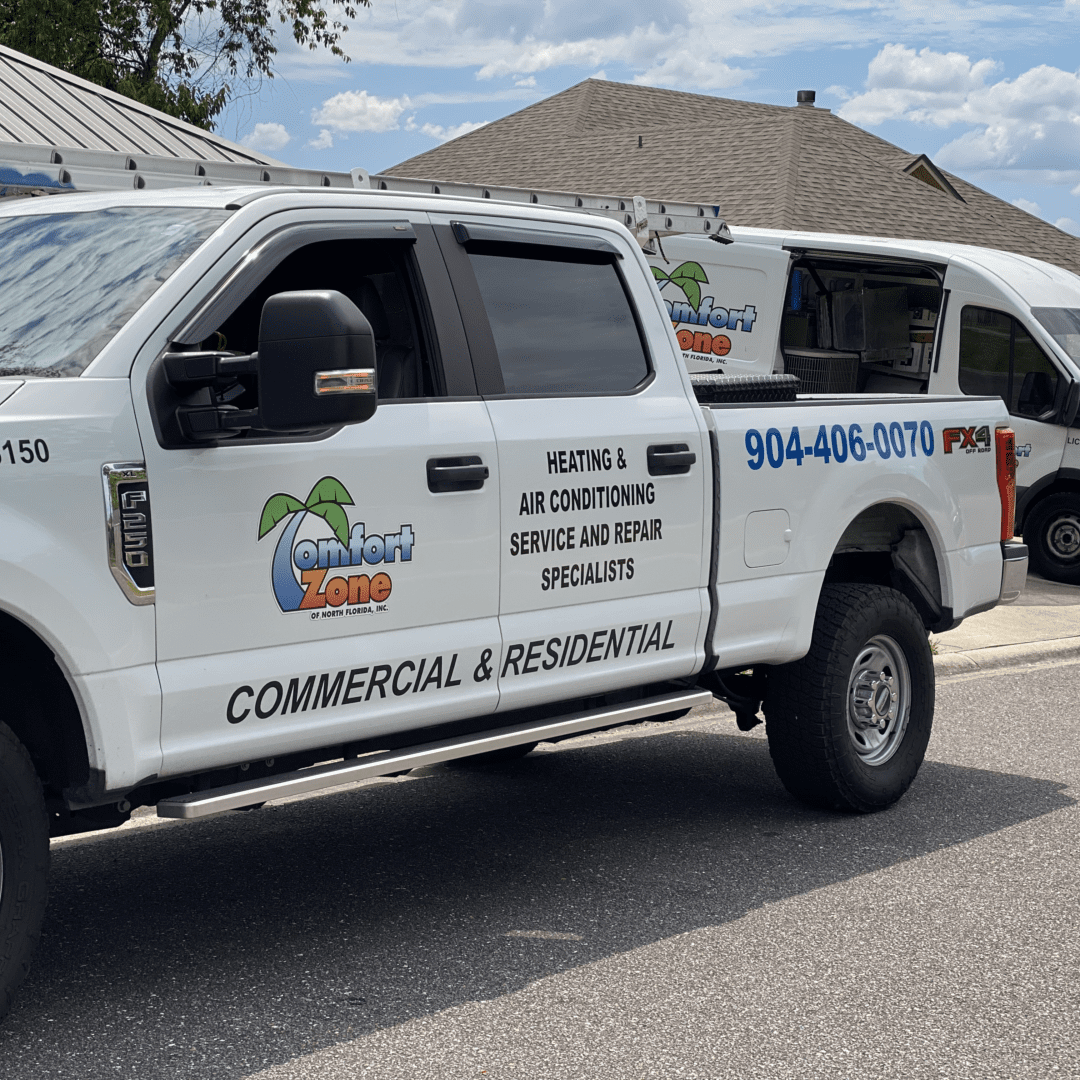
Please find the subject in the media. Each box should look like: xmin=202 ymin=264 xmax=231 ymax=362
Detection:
xmin=130 ymin=214 xmax=503 ymax=775
xmin=936 ymin=266 xmax=1066 ymax=498
xmin=434 ymin=216 xmax=708 ymax=712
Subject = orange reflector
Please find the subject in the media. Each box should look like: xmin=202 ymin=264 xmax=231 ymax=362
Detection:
xmin=996 ymin=427 xmax=1016 ymax=541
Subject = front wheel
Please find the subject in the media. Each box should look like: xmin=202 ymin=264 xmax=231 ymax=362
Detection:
xmin=764 ymin=584 xmax=934 ymax=812
xmin=0 ymin=721 xmax=49 ymax=1021
xmin=1024 ymin=493 xmax=1080 ymax=585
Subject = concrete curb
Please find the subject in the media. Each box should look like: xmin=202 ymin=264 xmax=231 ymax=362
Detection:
xmin=933 ymin=636 xmax=1080 ymax=676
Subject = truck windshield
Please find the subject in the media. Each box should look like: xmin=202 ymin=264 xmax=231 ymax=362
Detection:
xmin=0 ymin=206 xmax=229 ymax=378
xmin=1031 ymin=307 xmax=1080 ymax=364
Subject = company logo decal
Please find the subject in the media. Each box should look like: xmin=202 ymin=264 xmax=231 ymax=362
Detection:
xmin=652 ymin=260 xmax=756 ymax=362
xmin=258 ymin=476 xmax=414 ymax=615
xmin=942 ymin=425 xmax=992 ymax=454
xmin=1016 ymin=443 xmax=1032 ymax=457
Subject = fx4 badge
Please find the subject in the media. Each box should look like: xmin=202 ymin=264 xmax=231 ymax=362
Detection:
xmin=258 ymin=476 xmax=415 ymax=616
xmin=943 ymin=425 xmax=992 ymax=454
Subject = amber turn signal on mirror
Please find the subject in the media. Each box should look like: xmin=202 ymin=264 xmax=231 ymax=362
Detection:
xmin=314 ymin=369 xmax=376 ymax=396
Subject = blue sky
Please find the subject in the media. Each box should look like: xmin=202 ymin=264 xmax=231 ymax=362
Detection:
xmin=218 ymin=1 xmax=1080 ymax=235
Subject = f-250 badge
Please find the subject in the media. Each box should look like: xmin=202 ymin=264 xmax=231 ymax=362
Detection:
xmin=258 ymin=475 xmax=415 ymax=615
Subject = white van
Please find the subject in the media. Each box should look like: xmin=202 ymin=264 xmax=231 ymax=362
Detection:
xmin=651 ymin=229 xmax=1080 ymax=584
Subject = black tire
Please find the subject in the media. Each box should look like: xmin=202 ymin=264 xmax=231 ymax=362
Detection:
xmin=0 ymin=721 xmax=49 ymax=1021
xmin=764 ymin=583 xmax=934 ymax=813
xmin=1024 ymin=493 xmax=1080 ymax=585
xmin=447 ymin=742 xmax=539 ymax=767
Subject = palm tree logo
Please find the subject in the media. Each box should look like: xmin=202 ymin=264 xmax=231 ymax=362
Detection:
xmin=652 ymin=261 xmax=709 ymax=313
xmin=258 ymin=476 xmax=354 ymax=612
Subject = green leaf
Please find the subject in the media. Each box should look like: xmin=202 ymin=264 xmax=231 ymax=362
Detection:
xmin=305 ymin=475 xmax=354 ymax=509
xmin=669 ymin=261 xmax=709 ymax=313
xmin=651 ymin=266 xmax=669 ymax=283
xmin=258 ymin=494 xmax=304 ymax=539
xmin=670 ymin=261 xmax=708 ymax=284
xmin=307 ymin=501 xmax=351 ymax=546
xmin=676 ymin=279 xmax=702 ymax=311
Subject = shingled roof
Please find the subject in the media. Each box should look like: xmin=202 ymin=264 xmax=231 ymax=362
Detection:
xmin=388 ymin=78 xmax=1080 ymax=275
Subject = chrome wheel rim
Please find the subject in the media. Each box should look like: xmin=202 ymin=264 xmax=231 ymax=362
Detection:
xmin=1046 ymin=513 xmax=1080 ymax=560
xmin=847 ymin=634 xmax=911 ymax=766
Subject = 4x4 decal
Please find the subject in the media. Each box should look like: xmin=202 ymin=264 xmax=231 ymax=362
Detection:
xmin=258 ymin=476 xmax=415 ymax=615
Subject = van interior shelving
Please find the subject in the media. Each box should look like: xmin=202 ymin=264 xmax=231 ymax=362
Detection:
xmin=781 ymin=256 xmax=945 ymax=394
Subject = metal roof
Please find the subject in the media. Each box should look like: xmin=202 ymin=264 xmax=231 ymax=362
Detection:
xmin=0 ymin=43 xmax=280 ymax=166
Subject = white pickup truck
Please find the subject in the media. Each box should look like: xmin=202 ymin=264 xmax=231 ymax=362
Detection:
xmin=0 ymin=185 xmax=1025 ymax=1019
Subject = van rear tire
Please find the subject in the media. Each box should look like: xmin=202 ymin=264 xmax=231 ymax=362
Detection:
xmin=0 ymin=721 xmax=49 ymax=1021
xmin=763 ymin=584 xmax=934 ymax=813
xmin=1024 ymin=493 xmax=1080 ymax=585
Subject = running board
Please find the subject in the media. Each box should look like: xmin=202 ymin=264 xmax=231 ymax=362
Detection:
xmin=156 ymin=689 xmax=712 ymax=820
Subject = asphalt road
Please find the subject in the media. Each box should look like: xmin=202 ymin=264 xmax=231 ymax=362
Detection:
xmin=1 ymin=659 xmax=1077 ymax=1079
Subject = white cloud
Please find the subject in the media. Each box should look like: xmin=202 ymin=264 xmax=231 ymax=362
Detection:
xmin=308 ymin=129 xmax=334 ymax=150
xmin=838 ymin=44 xmax=1080 ymax=175
xmin=1012 ymin=197 xmax=1041 ymax=215
xmin=514 ymin=75 xmax=537 ymax=87
xmin=1057 ymin=217 xmax=1080 ymax=235
xmin=419 ymin=120 xmax=490 ymax=142
xmin=312 ymin=90 xmax=412 ymax=134
xmin=634 ymin=55 xmax=752 ymax=91
xmin=240 ymin=122 xmax=291 ymax=152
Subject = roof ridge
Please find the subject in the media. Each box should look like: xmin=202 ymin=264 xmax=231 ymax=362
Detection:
xmin=0 ymin=43 xmax=283 ymax=165
xmin=780 ymin=110 xmax=802 ymax=229
xmin=572 ymin=76 xmax=795 ymax=117
xmin=571 ymin=78 xmax=599 ymax=133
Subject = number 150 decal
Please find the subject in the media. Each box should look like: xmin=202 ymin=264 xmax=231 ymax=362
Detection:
xmin=745 ymin=421 xmax=935 ymax=470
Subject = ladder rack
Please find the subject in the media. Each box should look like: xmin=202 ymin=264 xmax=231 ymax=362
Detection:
xmin=0 ymin=141 xmax=730 ymax=244
xmin=358 ymin=169 xmax=730 ymax=243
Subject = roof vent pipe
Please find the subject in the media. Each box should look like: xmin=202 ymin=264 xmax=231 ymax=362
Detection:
xmin=797 ymin=89 xmax=816 ymax=107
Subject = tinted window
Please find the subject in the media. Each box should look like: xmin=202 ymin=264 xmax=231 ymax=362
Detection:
xmin=0 ymin=207 xmax=229 ymax=377
xmin=210 ymin=239 xmax=439 ymax=400
xmin=468 ymin=250 xmax=649 ymax=394
xmin=1031 ymin=307 xmax=1080 ymax=363
xmin=959 ymin=306 xmax=1059 ymax=418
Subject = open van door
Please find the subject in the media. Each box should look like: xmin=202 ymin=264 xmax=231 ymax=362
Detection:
xmin=648 ymin=235 xmax=789 ymax=376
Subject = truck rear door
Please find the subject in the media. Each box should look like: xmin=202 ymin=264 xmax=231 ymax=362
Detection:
xmin=434 ymin=216 xmax=709 ymax=711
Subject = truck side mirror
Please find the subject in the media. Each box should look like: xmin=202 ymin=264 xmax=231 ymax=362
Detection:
xmin=257 ymin=290 xmax=378 ymax=431
xmin=1063 ymin=379 xmax=1080 ymax=428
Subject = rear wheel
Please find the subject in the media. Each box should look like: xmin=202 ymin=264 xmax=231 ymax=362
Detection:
xmin=1024 ymin=493 xmax=1080 ymax=585
xmin=764 ymin=584 xmax=934 ymax=812
xmin=0 ymin=721 xmax=49 ymax=1021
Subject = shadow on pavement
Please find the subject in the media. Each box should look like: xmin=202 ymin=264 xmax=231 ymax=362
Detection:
xmin=0 ymin=726 xmax=1071 ymax=1079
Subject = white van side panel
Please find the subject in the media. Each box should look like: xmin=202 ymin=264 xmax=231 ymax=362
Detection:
xmin=647 ymin=236 xmax=788 ymax=375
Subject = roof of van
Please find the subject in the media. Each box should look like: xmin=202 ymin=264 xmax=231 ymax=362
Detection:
xmin=386 ymin=78 xmax=1080 ymax=278
xmin=727 ymin=226 xmax=1080 ymax=308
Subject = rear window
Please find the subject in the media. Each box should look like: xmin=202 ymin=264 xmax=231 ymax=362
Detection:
xmin=468 ymin=248 xmax=650 ymax=395
xmin=0 ymin=207 xmax=229 ymax=378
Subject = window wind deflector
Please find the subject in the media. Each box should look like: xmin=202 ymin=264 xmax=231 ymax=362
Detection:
xmin=451 ymin=221 xmax=621 ymax=257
